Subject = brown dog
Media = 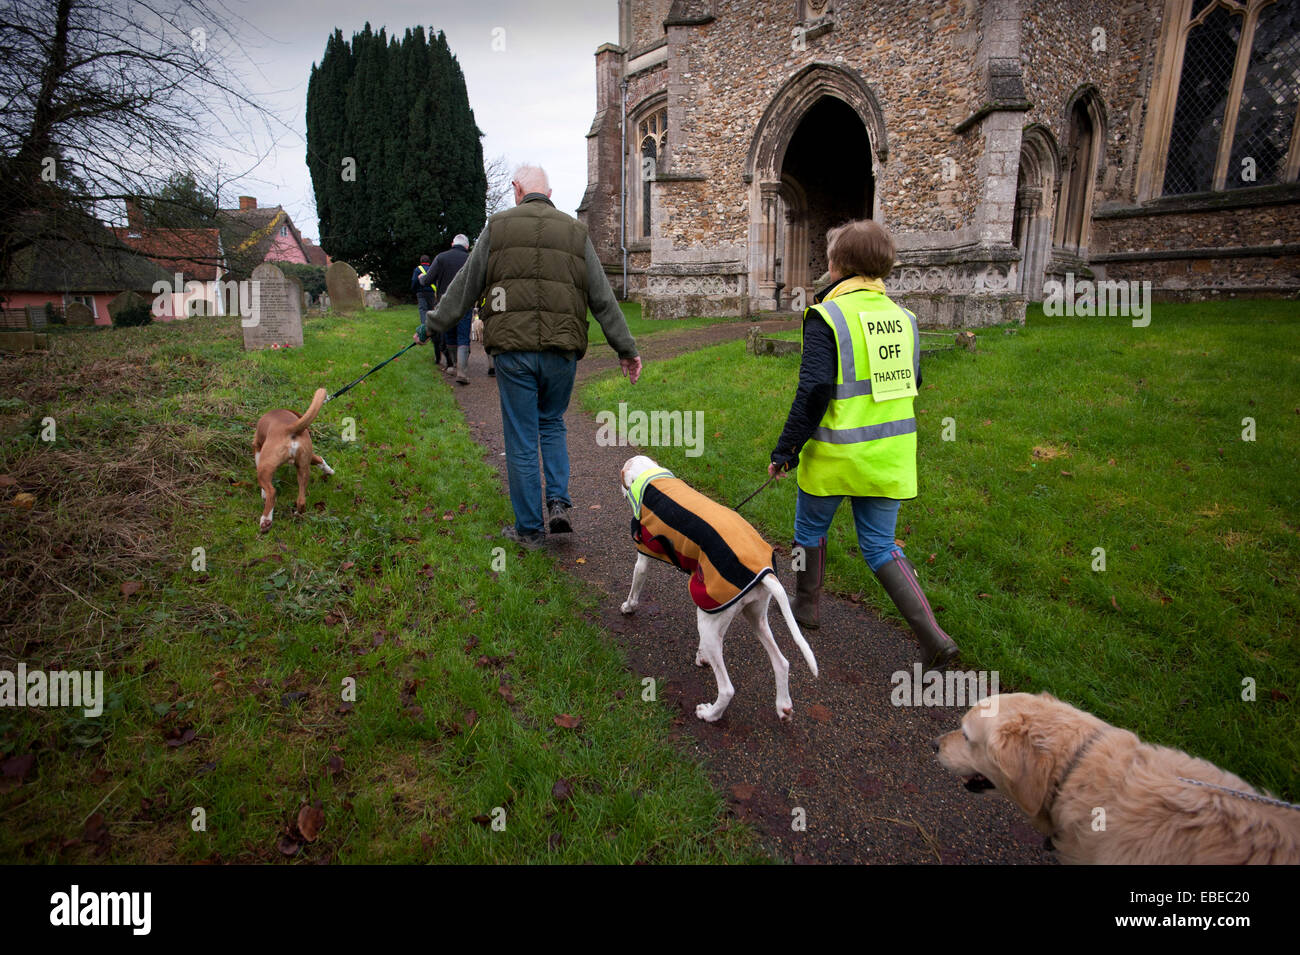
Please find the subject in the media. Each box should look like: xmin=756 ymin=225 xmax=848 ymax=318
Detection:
xmin=253 ymin=387 xmax=333 ymax=532
xmin=937 ymin=692 xmax=1300 ymax=864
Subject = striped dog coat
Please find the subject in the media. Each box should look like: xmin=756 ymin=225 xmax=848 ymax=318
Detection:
xmin=626 ymin=467 xmax=776 ymax=613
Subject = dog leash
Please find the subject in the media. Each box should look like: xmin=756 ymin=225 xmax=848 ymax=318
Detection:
xmin=324 ymin=341 xmax=418 ymax=404
xmin=1176 ymin=777 xmax=1300 ymax=812
xmin=730 ymin=469 xmax=784 ymax=512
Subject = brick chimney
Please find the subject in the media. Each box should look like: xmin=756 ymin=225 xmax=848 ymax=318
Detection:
xmin=238 ymin=196 xmax=257 ymax=211
xmin=124 ymin=196 xmax=143 ymax=229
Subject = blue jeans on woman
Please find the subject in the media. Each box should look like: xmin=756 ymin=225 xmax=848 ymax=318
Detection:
xmin=494 ymin=350 xmax=576 ymax=534
xmin=794 ymin=488 xmax=903 ymax=571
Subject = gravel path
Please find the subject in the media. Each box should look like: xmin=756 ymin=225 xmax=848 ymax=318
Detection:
xmin=443 ymin=319 xmax=1050 ymax=864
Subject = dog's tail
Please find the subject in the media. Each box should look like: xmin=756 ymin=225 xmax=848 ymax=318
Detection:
xmin=291 ymin=388 xmax=327 ymax=436
xmin=763 ymin=574 xmax=819 ymax=678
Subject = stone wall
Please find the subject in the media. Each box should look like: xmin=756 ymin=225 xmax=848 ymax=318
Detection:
xmin=579 ymin=0 xmax=1300 ymax=323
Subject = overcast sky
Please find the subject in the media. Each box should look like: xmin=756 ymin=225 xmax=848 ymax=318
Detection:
xmin=213 ymin=0 xmax=618 ymax=242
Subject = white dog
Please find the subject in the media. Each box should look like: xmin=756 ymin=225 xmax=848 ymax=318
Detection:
xmin=619 ymin=455 xmax=818 ymax=722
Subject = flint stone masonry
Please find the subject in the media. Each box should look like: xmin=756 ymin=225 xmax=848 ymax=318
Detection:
xmin=580 ymin=0 xmax=1299 ymax=326
xmin=243 ymin=263 xmax=304 ymax=351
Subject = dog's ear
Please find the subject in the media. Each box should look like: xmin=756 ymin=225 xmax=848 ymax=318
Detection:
xmin=988 ymin=714 xmax=1057 ymax=817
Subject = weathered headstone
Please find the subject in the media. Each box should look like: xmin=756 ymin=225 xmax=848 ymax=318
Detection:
xmin=243 ymin=263 xmax=303 ymax=350
xmin=318 ymin=293 xmax=330 ymax=311
xmin=325 ymin=261 xmax=364 ymax=314
xmin=64 ymin=302 xmax=94 ymax=326
xmin=364 ymin=289 xmax=387 ymax=310
xmin=107 ymin=291 xmax=146 ymax=321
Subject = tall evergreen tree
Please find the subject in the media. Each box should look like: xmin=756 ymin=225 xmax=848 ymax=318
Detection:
xmin=306 ymin=24 xmax=487 ymax=295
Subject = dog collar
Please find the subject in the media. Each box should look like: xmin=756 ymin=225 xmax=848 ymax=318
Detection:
xmin=1043 ymin=728 xmax=1107 ymax=848
xmin=625 ymin=467 xmax=674 ymax=520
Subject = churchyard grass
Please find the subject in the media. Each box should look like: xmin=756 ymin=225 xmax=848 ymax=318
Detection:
xmin=0 ymin=306 xmax=765 ymax=863
xmin=582 ymin=299 xmax=1300 ymax=798
xmin=586 ymin=301 xmax=742 ymax=345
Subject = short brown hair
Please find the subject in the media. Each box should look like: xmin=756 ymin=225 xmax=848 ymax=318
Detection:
xmin=827 ymin=219 xmax=896 ymax=279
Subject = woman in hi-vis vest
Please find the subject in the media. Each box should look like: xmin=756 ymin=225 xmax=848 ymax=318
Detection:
xmin=768 ymin=219 xmax=958 ymax=668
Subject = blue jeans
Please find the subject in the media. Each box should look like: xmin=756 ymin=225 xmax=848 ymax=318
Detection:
xmin=794 ymin=488 xmax=903 ymax=571
xmin=494 ymin=351 xmax=577 ymax=534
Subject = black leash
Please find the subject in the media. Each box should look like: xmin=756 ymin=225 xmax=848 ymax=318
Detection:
xmin=324 ymin=341 xmax=418 ymax=403
xmin=730 ymin=469 xmax=784 ymax=512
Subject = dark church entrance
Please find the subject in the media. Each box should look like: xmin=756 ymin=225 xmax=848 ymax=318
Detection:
xmin=775 ymin=96 xmax=875 ymax=306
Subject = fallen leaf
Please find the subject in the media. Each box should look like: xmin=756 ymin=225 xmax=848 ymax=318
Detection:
xmin=327 ymin=755 xmax=344 ymax=778
xmin=337 ymin=701 xmax=354 ymax=715
xmin=498 ymin=685 xmax=516 ymax=704
xmin=340 ymin=561 xmax=355 ymax=571
xmin=809 ymin=704 xmax=832 ymax=723
xmin=1 ymin=753 xmax=36 ymax=783
xmin=11 ymin=492 xmax=35 ymax=508
xmin=730 ymin=782 xmax=755 ymax=802
xmin=552 ymin=778 xmax=574 ymax=801
xmin=575 ymin=557 xmax=586 ymax=565
xmin=0 ymin=474 xmax=17 ymax=487
xmin=297 ymin=803 xmax=324 ymax=842
xmin=464 ymin=708 xmax=478 ymax=729
xmin=1110 ymin=596 xmax=1120 ymax=611
xmin=120 ymin=581 xmax=143 ymax=598
xmin=471 ymin=813 xmax=492 ymax=826
xmin=164 ymin=725 xmax=197 ymax=747
xmin=277 ymin=834 xmax=301 ymax=856
xmin=553 ymin=713 xmax=582 ymax=729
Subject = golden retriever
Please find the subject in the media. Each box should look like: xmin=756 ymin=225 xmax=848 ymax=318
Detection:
xmin=936 ymin=692 xmax=1300 ymax=864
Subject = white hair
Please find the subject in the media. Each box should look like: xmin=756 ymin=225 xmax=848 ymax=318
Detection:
xmin=512 ymin=164 xmax=549 ymax=194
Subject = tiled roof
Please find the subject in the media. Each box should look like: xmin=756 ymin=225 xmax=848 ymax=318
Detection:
xmin=111 ymin=227 xmax=224 ymax=284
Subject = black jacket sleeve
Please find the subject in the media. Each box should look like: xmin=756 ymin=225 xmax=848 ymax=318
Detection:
xmin=771 ymin=314 xmax=836 ymax=470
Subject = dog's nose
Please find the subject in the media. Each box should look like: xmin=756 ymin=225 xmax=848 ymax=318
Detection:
xmin=931 ymin=737 xmax=941 ymax=753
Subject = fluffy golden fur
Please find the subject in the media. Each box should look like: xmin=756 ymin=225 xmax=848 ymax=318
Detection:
xmin=936 ymin=692 xmax=1300 ymax=864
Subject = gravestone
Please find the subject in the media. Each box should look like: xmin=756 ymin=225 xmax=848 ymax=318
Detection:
xmin=242 ymin=263 xmax=303 ymax=350
xmin=318 ymin=293 xmax=330 ymax=311
xmin=364 ymin=289 xmax=387 ymax=310
xmin=64 ymin=302 xmax=94 ymax=326
xmin=746 ymin=325 xmax=801 ymax=357
xmin=108 ymin=291 xmax=147 ymax=321
xmin=325 ymin=261 xmax=364 ymax=314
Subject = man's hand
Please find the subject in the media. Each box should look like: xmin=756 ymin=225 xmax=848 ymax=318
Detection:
xmin=621 ymin=356 xmax=642 ymax=385
xmin=767 ymin=462 xmax=785 ymax=480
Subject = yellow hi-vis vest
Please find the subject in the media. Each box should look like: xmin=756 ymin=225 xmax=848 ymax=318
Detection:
xmin=797 ymin=286 xmax=920 ymax=499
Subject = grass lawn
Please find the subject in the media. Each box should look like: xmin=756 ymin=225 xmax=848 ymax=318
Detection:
xmin=0 ymin=306 xmax=765 ymax=863
xmin=582 ymin=299 xmax=1300 ymax=798
xmin=586 ymin=301 xmax=744 ymax=346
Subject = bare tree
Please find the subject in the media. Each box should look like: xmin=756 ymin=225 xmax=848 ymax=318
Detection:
xmin=484 ymin=153 xmax=512 ymax=218
xmin=0 ymin=0 xmax=280 ymax=283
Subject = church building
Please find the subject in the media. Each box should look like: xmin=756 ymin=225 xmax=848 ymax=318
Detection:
xmin=577 ymin=0 xmax=1300 ymax=324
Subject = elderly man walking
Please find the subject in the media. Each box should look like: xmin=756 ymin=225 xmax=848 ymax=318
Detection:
xmin=416 ymin=165 xmax=642 ymax=547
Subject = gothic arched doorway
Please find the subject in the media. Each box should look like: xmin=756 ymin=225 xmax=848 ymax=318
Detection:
xmin=748 ymin=64 xmax=887 ymax=311
xmin=777 ymin=96 xmax=875 ymax=306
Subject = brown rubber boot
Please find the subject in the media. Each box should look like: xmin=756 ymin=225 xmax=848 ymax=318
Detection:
xmin=792 ymin=537 xmax=826 ymax=630
xmin=873 ymin=555 xmax=959 ymax=668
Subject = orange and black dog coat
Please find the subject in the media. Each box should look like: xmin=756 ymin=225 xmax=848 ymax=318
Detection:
xmin=630 ymin=474 xmax=776 ymax=613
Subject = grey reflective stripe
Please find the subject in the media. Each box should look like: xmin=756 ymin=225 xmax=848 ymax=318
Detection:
xmin=834 ymin=378 xmax=873 ymax=399
xmin=812 ymin=417 xmax=917 ymax=444
xmin=820 ymin=300 xmax=856 ymax=384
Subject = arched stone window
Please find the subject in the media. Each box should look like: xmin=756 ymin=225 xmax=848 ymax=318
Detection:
xmin=1162 ymin=0 xmax=1300 ymax=195
xmin=637 ymin=108 xmax=667 ymax=238
xmin=1053 ymin=89 xmax=1105 ymax=255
